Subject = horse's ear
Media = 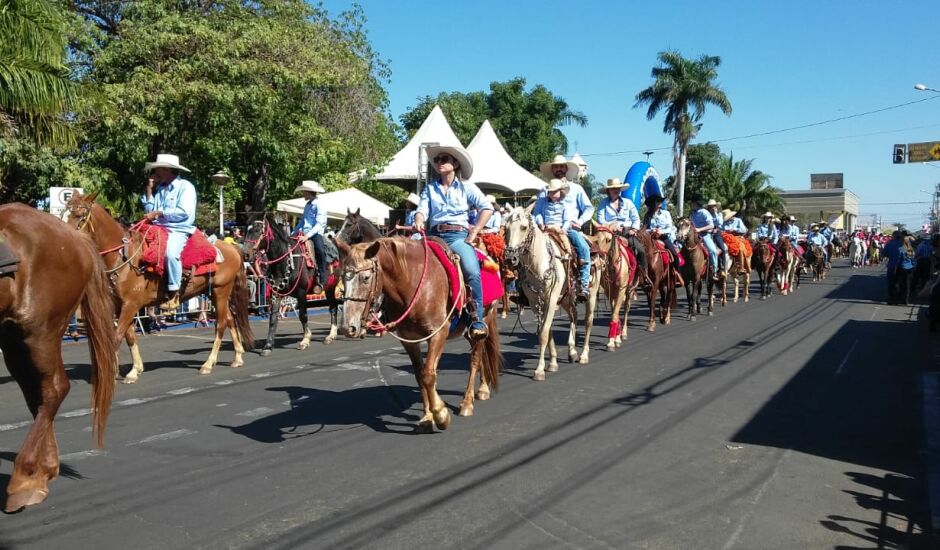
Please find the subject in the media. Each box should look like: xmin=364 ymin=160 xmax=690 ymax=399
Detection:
xmin=355 ymin=208 xmax=361 ymax=216
xmin=85 ymin=190 xmax=99 ymax=203
xmin=364 ymin=240 xmax=381 ymax=259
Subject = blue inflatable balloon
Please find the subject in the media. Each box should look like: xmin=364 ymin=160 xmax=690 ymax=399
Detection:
xmin=622 ymin=162 xmax=663 ymax=207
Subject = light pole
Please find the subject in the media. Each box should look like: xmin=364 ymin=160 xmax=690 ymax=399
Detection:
xmin=210 ymin=171 xmax=230 ymax=237
xmin=915 ymin=83 xmax=940 ymax=93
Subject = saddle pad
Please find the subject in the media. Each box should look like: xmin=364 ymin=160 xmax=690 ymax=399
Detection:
xmin=478 ymin=232 xmax=505 ymax=263
xmin=722 ymin=233 xmax=753 ymax=257
xmin=618 ymin=239 xmax=637 ymax=282
xmin=136 ymin=225 xmax=217 ymax=276
xmin=427 ymin=241 xmax=464 ymax=311
xmin=427 ymin=241 xmax=503 ymax=312
xmin=654 ymin=239 xmax=671 ymax=266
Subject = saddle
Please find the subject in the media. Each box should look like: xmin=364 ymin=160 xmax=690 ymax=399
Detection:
xmin=426 ymin=239 xmax=503 ymax=316
xmin=721 ymin=233 xmax=753 ymax=257
xmin=0 ymin=234 xmax=19 ymax=275
xmin=653 ymin=239 xmax=672 ymax=266
xmin=137 ymin=225 xmax=219 ymax=278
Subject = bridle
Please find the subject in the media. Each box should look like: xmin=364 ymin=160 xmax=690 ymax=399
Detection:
xmin=342 ymin=256 xmax=385 ymax=331
xmin=504 ymin=211 xmax=536 ymax=267
xmin=253 ymin=219 xmax=308 ymax=296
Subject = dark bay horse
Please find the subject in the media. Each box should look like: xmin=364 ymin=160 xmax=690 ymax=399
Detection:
xmin=0 ymin=204 xmax=117 ymax=512
xmin=335 ymin=208 xmax=384 ymax=247
xmin=64 ymin=192 xmax=253 ymax=382
xmin=247 ymin=214 xmax=342 ymax=353
xmin=807 ymin=244 xmax=828 ymax=281
xmin=751 ymin=240 xmax=776 ymax=300
xmin=339 ymin=237 xmax=503 ymax=431
xmin=676 ymin=218 xmax=707 ymax=320
xmin=634 ymin=231 xmax=675 ymax=331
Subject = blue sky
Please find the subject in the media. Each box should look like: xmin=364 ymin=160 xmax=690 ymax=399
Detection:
xmin=321 ymin=0 xmax=940 ymax=227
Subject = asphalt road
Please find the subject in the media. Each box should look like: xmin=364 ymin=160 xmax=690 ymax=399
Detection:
xmin=0 ymin=261 xmax=929 ymax=549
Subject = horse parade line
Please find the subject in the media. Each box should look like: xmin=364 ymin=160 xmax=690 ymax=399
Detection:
xmin=0 ymin=259 xmax=931 ymax=549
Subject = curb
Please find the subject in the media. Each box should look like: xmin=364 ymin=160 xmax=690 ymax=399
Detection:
xmin=923 ymin=372 xmax=940 ymax=532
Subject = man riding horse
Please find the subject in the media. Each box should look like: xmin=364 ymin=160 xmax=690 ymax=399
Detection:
xmin=538 ymin=154 xmax=594 ymax=301
xmin=292 ymin=180 xmax=330 ymax=293
xmin=756 ymin=211 xmax=779 ymax=253
xmin=412 ymin=144 xmax=493 ymax=339
xmin=140 ymin=153 xmax=197 ymax=311
xmin=690 ymin=197 xmax=723 ymax=282
xmin=706 ymin=200 xmax=730 ymax=276
xmin=597 ymin=177 xmax=650 ymax=286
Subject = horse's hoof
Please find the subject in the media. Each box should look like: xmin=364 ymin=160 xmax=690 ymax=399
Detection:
xmin=606 ymin=344 xmax=616 ymax=352
xmin=324 ymin=336 xmax=335 ymax=345
xmin=230 ymin=360 xmax=244 ymax=369
xmin=647 ymin=325 xmax=656 ymax=332
xmin=458 ymin=404 xmax=474 ymax=417
xmin=414 ymin=422 xmax=434 ymax=434
xmin=689 ymin=316 xmax=696 ymax=322
xmin=744 ymin=297 xmax=749 ymax=303
xmin=476 ymin=389 xmax=491 ymax=401
xmin=708 ymin=311 xmax=714 ymax=317
xmin=533 ymin=371 xmax=546 ymax=381
xmin=4 ymin=488 xmax=47 ymax=513
xmin=260 ymin=349 xmax=272 ymax=357
xmin=122 ymin=376 xmax=138 ymax=385
xmin=198 ymin=367 xmax=213 ymax=375
xmin=297 ymin=342 xmax=309 ymax=351
xmin=665 ymin=318 xmax=672 ymax=325
xmin=761 ymin=296 xmax=767 ymax=301
xmin=500 ymin=312 xmax=507 ymax=319
xmin=568 ymin=354 xmax=578 ymax=364
xmin=546 ymin=363 xmax=559 ymax=372
xmin=733 ymin=298 xmax=739 ymax=304
xmin=433 ymin=408 xmax=451 ymax=430
xmin=578 ymin=356 xmax=589 ymax=365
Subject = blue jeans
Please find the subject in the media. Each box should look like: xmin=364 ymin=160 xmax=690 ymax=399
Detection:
xmin=311 ymin=233 xmax=328 ymax=284
xmin=431 ymin=230 xmax=484 ymax=327
xmin=701 ymin=233 xmax=720 ymax=272
xmin=164 ymin=230 xmax=190 ymax=291
xmin=714 ymin=231 xmax=728 ymax=269
xmin=567 ymin=229 xmax=591 ymax=289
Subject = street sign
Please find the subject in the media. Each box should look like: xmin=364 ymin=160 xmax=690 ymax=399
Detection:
xmin=49 ymin=187 xmax=82 ymax=220
xmin=907 ymin=141 xmax=940 ymax=163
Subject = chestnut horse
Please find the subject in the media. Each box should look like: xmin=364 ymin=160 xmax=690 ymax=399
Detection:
xmin=676 ymin=218 xmax=708 ymax=320
xmin=0 ymin=204 xmax=117 ymax=512
xmin=807 ymin=244 xmax=828 ymax=281
xmin=339 ymin=237 xmax=503 ymax=431
xmin=751 ymin=240 xmax=776 ymax=300
xmin=63 ymin=192 xmax=254 ymax=382
xmin=504 ymin=209 xmax=600 ymax=380
xmin=246 ymin=214 xmax=344 ymax=354
xmin=589 ymin=225 xmax=638 ymax=351
xmin=775 ymin=237 xmax=801 ymax=295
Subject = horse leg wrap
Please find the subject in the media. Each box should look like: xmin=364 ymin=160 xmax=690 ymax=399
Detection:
xmin=608 ymin=320 xmax=620 ymax=338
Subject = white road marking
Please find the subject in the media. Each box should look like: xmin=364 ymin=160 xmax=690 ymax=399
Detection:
xmin=722 ymin=450 xmax=790 ymax=549
xmin=363 ymin=350 xmax=382 ymax=355
xmin=834 ymin=340 xmax=860 ymax=376
xmin=126 ymin=429 xmax=196 ymax=446
xmin=281 ymin=395 xmax=310 ymax=405
xmin=118 ymin=397 xmax=159 ymax=406
xmin=236 ymin=407 xmax=273 ymax=417
xmin=167 ymin=387 xmax=197 ymax=395
xmin=62 ymin=408 xmax=91 ymax=418
xmin=869 ymin=306 xmax=881 ymax=320
xmin=214 ymin=380 xmax=235 ymax=385
xmin=251 ymin=372 xmax=273 ymax=378
xmin=333 ymin=356 xmax=349 ymax=362
xmin=216 ymin=403 xmax=228 ymax=407
xmin=372 ymin=360 xmax=390 ymax=388
xmin=61 ymin=449 xmax=107 ymax=461
xmin=0 ymin=420 xmax=32 ymax=432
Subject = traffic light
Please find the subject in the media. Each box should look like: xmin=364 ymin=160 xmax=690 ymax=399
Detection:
xmin=893 ymin=144 xmax=907 ymax=164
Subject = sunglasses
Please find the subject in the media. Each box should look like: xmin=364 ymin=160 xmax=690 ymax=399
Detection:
xmin=433 ymin=155 xmax=453 ymax=164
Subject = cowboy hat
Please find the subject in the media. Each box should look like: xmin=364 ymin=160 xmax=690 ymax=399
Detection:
xmin=603 ymin=178 xmax=629 ymax=190
xmin=427 ymin=144 xmax=473 ymax=180
xmin=405 ymin=193 xmax=420 ymax=206
xmin=545 ymin=178 xmax=569 ymax=194
xmin=485 ymin=194 xmax=497 ymax=206
xmin=722 ymin=208 xmax=737 ymax=222
xmin=809 ymin=223 xmax=819 ymax=229
xmin=295 ymin=180 xmax=325 ymax=195
xmin=761 ymin=211 xmax=773 ymax=218
xmin=706 ymin=199 xmax=719 ymax=207
xmin=144 ymin=153 xmax=190 ymax=173
xmin=818 ymin=220 xmax=829 ymax=225
xmin=539 ymin=154 xmax=579 ymax=179
xmin=788 ymin=215 xmax=798 ymax=222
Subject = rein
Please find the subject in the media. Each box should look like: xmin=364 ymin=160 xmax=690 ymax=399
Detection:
xmin=252 ymin=220 xmax=310 ymax=297
xmin=364 ymin=230 xmax=430 ymax=333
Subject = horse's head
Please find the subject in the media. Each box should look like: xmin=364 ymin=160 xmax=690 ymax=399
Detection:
xmin=341 ymin=240 xmax=384 ymax=339
xmin=62 ymin=190 xmax=100 ymax=231
xmin=254 ymin=214 xmax=299 ymax=291
xmin=244 ymin=220 xmax=266 ymax=254
xmin=503 ymin=207 xmax=533 ymax=268
xmin=336 ymin=207 xmax=382 ymax=253
xmin=675 ymin=218 xmax=693 ymax=242
xmin=590 ymin=224 xmax=616 ymax=255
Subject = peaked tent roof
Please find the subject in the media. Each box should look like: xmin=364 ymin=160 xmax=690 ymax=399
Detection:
xmin=359 ymin=105 xmax=463 ymax=183
xmin=276 ymin=188 xmax=391 ymax=225
xmin=465 ymin=120 xmax=546 ymax=195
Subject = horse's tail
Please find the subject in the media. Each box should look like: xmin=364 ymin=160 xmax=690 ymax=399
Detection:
xmin=481 ymin=310 xmax=503 ymax=392
xmin=230 ymin=265 xmax=255 ymax=350
xmin=80 ymin=238 xmax=118 ymax=448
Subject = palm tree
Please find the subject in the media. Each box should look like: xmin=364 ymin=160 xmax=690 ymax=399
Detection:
xmin=713 ymin=154 xmax=782 ymax=227
xmin=635 ymin=50 xmax=732 ymax=215
xmin=0 ymin=0 xmax=76 ymax=148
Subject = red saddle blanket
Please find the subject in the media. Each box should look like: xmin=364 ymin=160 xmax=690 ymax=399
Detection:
xmin=618 ymin=239 xmax=638 ymax=282
xmin=427 ymin=241 xmax=503 ymax=312
xmin=722 ymin=233 xmax=753 ymax=257
xmin=653 ymin=239 xmax=672 ymax=266
xmin=136 ymin=224 xmax=218 ymax=277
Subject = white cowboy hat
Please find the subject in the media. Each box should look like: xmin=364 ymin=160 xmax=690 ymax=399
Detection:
xmin=818 ymin=220 xmax=829 ymax=225
xmin=706 ymin=199 xmax=719 ymax=207
xmin=761 ymin=211 xmax=774 ymax=218
xmin=144 ymin=153 xmax=190 ymax=173
xmin=539 ymin=154 xmax=580 ymax=179
xmin=294 ymin=180 xmax=325 ymax=195
xmin=427 ymin=144 xmax=473 ymax=180
xmin=485 ymin=194 xmax=497 ymax=206
xmin=788 ymin=215 xmax=798 ymax=222
xmin=722 ymin=208 xmax=737 ymax=222
xmin=603 ymin=177 xmax=629 ymax=190
xmin=545 ymin=178 xmax=569 ymax=194
xmin=405 ymin=193 xmax=420 ymax=206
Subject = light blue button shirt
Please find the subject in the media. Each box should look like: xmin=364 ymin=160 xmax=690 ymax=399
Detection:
xmin=819 ymin=226 xmax=833 ymax=244
xmin=417 ymin=178 xmax=492 ymax=228
xmin=534 ymin=197 xmax=571 ymax=228
xmin=779 ymin=224 xmax=799 ymax=242
xmin=597 ymin=197 xmax=640 ymax=229
xmin=690 ymin=208 xmax=714 ymax=230
xmin=756 ymin=223 xmax=778 ymax=241
xmin=483 ymin=210 xmax=501 ymax=233
xmin=404 ymin=209 xmax=417 ymax=227
xmin=807 ymin=232 xmax=826 ymax=246
xmin=141 ymin=176 xmax=197 ymax=234
xmin=293 ymin=198 xmax=327 ymax=238
xmin=648 ymin=209 xmax=676 ymax=240
xmin=539 ymin=179 xmax=594 ymax=226
xmin=723 ymin=217 xmax=747 ymax=234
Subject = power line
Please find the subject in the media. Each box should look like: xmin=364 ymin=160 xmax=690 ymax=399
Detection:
xmin=579 ymin=94 xmax=940 ymax=158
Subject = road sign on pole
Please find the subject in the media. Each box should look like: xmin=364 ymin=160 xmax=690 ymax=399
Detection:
xmin=907 ymin=141 xmax=940 ymax=163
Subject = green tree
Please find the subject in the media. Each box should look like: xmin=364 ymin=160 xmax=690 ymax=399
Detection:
xmin=712 ymin=154 xmax=782 ymax=227
xmin=634 ymin=50 xmax=732 ymax=216
xmin=402 ymin=77 xmax=586 ymax=172
xmin=69 ymin=0 xmax=398 ymax=220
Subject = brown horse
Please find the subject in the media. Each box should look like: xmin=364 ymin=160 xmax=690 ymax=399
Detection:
xmin=775 ymin=237 xmax=801 ymax=295
xmin=676 ymin=218 xmax=708 ymax=320
xmin=751 ymin=239 xmax=776 ymax=300
xmin=0 ymin=204 xmax=117 ymax=512
xmin=807 ymin=244 xmax=828 ymax=281
xmin=634 ymin=230 xmax=675 ymax=331
xmin=63 ymin=192 xmax=254 ymax=382
xmin=589 ymin=225 xmax=638 ymax=350
xmin=723 ymin=235 xmax=752 ymax=303
xmin=339 ymin=237 xmax=503 ymax=431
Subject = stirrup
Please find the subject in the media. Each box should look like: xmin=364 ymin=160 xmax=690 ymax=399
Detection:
xmin=160 ymin=294 xmax=180 ymax=311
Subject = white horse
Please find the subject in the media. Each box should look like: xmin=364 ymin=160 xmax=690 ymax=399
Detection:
xmin=504 ymin=208 xmax=598 ymax=380
xmin=849 ymin=238 xmax=864 ymax=268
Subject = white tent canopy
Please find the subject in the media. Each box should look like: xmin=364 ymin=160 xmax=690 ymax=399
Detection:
xmin=466 ymin=120 xmax=546 ymax=196
xmin=276 ymin=188 xmax=391 ymax=225
xmin=353 ymin=105 xmax=463 ymax=184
